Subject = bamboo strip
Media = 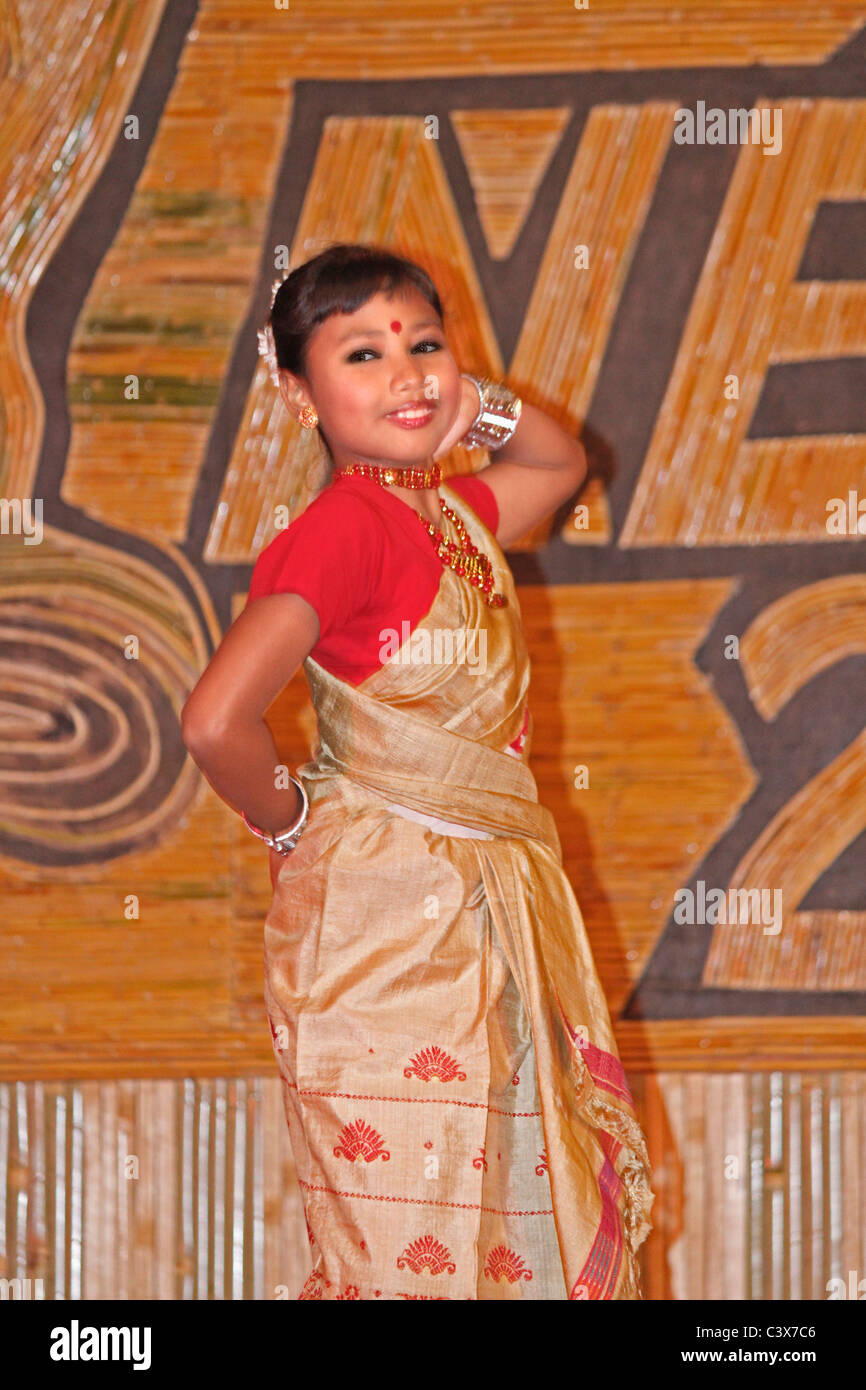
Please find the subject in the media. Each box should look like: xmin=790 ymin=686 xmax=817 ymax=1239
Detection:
xmin=622 ymin=101 xmax=866 ymax=549
xmin=451 ymin=108 xmax=570 ymax=260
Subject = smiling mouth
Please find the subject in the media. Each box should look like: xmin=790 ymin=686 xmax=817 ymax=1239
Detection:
xmin=386 ymin=404 xmax=435 ymax=426
xmin=386 ymin=403 xmax=433 ymax=417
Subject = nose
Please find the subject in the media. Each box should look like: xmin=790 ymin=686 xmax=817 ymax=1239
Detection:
xmin=391 ymin=354 xmax=431 ymax=396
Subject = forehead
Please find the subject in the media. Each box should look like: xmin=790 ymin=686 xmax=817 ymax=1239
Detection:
xmin=313 ymin=285 xmax=438 ymax=345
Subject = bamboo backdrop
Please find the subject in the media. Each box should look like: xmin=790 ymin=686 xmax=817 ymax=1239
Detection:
xmin=2 ymin=0 xmax=866 ymax=1299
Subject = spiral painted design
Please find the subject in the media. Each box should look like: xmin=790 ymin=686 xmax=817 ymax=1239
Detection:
xmin=0 ymin=586 xmax=199 ymax=867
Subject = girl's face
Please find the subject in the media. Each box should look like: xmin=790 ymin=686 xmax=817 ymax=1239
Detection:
xmin=280 ymin=285 xmax=461 ymax=469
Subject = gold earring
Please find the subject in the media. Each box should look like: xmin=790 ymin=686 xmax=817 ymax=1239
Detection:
xmin=298 ymin=404 xmax=318 ymax=429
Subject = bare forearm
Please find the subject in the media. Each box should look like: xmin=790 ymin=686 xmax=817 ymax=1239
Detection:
xmin=492 ymin=400 xmax=586 ymax=475
xmin=183 ymin=718 xmax=302 ymax=834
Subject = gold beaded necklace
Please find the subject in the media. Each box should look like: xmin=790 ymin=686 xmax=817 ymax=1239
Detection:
xmin=335 ymin=460 xmax=508 ymax=608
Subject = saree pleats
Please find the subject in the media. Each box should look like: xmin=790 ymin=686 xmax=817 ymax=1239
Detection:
xmin=262 ymin=482 xmax=654 ymax=1300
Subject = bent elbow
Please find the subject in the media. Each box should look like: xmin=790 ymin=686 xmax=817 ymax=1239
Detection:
xmin=180 ymin=701 xmax=221 ymax=755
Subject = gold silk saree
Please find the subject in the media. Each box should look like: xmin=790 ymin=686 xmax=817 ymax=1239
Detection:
xmin=263 ymin=480 xmax=654 ymax=1300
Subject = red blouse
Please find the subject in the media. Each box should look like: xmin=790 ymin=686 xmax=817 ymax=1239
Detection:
xmin=246 ymin=470 xmax=529 ymax=754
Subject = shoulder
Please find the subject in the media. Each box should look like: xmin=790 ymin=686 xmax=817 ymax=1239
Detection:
xmin=248 ymin=481 xmax=387 ymax=604
xmin=255 ymin=482 xmax=386 ymax=561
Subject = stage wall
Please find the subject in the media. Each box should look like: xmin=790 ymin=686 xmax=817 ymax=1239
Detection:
xmin=1 ymin=0 xmax=865 ymax=1299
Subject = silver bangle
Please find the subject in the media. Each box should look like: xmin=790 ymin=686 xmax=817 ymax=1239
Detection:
xmin=460 ymin=374 xmax=522 ymax=451
xmin=242 ymin=775 xmax=309 ymax=856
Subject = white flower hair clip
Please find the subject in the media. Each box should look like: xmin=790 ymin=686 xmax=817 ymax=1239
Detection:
xmin=256 ymin=277 xmax=286 ymax=388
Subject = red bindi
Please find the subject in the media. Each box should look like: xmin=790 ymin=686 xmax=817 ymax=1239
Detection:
xmin=390 ymin=319 xmax=402 ymax=333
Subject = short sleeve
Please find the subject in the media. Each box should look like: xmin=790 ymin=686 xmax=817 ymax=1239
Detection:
xmin=245 ymin=489 xmax=384 ymax=644
xmin=447 ymin=471 xmax=499 ymax=534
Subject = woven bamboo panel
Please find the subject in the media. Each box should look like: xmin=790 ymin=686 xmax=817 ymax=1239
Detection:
xmin=61 ymin=15 xmax=295 ymax=541
xmin=519 ymin=580 xmax=754 ymax=1015
xmin=739 ymin=576 xmax=866 ymax=721
xmin=2 ymin=1072 xmax=864 ymax=1300
xmin=704 ymin=577 xmax=866 ymax=990
xmin=634 ymin=1071 xmax=866 ymax=1300
xmin=725 ymin=437 xmax=866 ymax=544
xmin=174 ymin=1 xmax=866 ymax=74
xmin=451 ymin=108 xmax=570 ymax=260
xmin=621 ymin=100 xmax=866 ymax=548
xmin=509 ymin=103 xmax=677 ymax=550
xmin=0 ymin=1078 xmax=309 ymax=1299
xmin=0 ymin=0 xmax=167 ymax=501
xmin=620 ymin=1021 xmax=866 ymax=1072
xmin=774 ymin=282 xmax=866 ymax=361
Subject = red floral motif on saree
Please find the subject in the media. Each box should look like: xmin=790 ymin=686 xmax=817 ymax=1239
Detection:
xmin=333 ymin=1119 xmax=391 ymax=1163
xmin=483 ymin=1245 xmax=533 ymax=1284
xmin=535 ymin=1150 xmax=548 ymax=1176
xmin=298 ymin=1269 xmax=327 ymax=1299
xmin=472 ymin=1146 xmax=488 ymax=1171
xmin=299 ymin=1273 xmax=382 ymax=1300
xmin=403 ymin=1046 xmax=467 ymax=1082
xmin=397 ymin=1234 xmax=457 ymax=1275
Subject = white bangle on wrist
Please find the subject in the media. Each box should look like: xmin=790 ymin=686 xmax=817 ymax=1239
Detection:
xmin=242 ymin=775 xmax=309 ymax=856
xmin=459 ymin=374 xmax=522 ymax=451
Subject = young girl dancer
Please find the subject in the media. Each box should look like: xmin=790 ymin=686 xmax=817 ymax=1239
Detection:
xmin=182 ymin=242 xmax=653 ymax=1300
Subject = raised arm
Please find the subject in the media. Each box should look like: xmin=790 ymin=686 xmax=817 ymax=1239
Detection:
xmin=180 ymin=593 xmax=320 ymax=847
xmin=474 ymin=400 xmax=587 ymax=549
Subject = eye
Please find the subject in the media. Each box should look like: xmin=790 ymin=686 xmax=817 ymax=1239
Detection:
xmin=345 ymin=338 xmax=443 ymax=364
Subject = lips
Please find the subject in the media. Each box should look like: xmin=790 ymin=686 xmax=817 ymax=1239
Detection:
xmin=386 ymin=401 xmax=435 ymax=426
